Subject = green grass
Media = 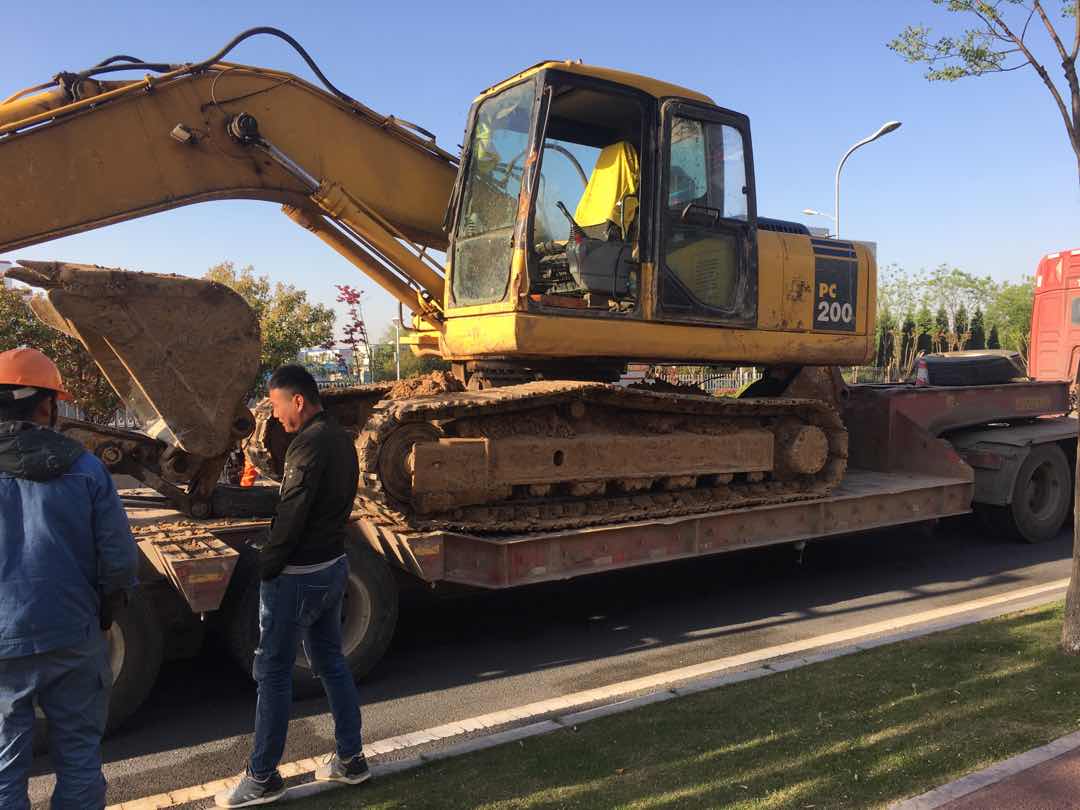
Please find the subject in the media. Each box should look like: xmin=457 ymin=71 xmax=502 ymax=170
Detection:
xmin=298 ymin=602 xmax=1080 ymax=809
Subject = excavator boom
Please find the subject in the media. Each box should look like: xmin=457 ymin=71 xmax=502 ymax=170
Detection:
xmin=0 ymin=52 xmax=457 ymax=312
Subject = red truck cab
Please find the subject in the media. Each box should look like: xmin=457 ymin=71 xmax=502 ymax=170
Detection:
xmin=1030 ymin=249 xmax=1080 ymax=386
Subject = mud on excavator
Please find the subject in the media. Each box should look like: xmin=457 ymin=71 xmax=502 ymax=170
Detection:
xmin=0 ymin=28 xmax=875 ymax=531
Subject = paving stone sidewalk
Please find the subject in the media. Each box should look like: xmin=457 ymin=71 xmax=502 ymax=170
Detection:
xmin=891 ymin=730 xmax=1080 ymax=809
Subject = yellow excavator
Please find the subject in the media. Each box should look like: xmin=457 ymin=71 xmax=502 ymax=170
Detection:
xmin=0 ymin=28 xmax=875 ymax=531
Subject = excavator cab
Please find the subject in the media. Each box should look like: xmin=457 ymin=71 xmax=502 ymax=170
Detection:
xmin=441 ymin=63 xmax=790 ymax=380
xmin=448 ymin=65 xmax=759 ymax=320
xmin=440 ymin=62 xmax=874 ymax=377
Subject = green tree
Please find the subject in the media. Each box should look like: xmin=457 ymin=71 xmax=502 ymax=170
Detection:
xmin=970 ymin=307 xmax=987 ymax=349
xmin=205 ymin=263 xmax=335 ymax=392
xmin=877 ymin=263 xmax=926 ymax=318
xmin=934 ymin=305 xmax=950 ymax=352
xmin=985 ymin=276 xmax=1036 ymax=363
xmin=890 ymin=1 xmax=1080 ymax=185
xmin=876 ymin=308 xmax=897 ymax=367
xmin=371 ymin=325 xmax=450 ymax=381
xmin=954 ymin=303 xmax=971 ymax=349
xmin=0 ymin=285 xmax=120 ymax=423
xmin=926 ymin=264 xmax=996 ymax=330
xmin=916 ymin=303 xmax=935 ymax=354
xmin=988 ymin=324 xmax=1002 ymax=349
xmin=901 ymin=312 xmax=918 ymax=373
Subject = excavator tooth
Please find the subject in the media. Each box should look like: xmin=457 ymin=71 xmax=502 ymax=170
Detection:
xmin=5 ymin=262 xmax=260 ymax=459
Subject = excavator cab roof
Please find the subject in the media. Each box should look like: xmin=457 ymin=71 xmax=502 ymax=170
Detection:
xmin=476 ymin=60 xmax=715 ymax=105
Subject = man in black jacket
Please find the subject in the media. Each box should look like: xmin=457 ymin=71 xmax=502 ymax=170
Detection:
xmin=217 ymin=366 xmax=368 ymax=808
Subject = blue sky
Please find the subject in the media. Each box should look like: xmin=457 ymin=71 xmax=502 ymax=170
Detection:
xmin=4 ymin=1 xmax=1078 ymax=340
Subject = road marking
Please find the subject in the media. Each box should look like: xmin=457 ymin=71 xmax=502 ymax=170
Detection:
xmin=108 ymin=578 xmax=1068 ymax=809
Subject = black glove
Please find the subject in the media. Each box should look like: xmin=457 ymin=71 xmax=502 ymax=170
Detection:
xmin=99 ymin=590 xmax=128 ymax=631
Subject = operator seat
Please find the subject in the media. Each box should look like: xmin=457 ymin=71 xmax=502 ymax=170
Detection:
xmin=574 ymin=141 xmax=639 ymax=239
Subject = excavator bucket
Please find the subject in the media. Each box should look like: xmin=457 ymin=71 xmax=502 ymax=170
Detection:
xmin=4 ymin=261 xmax=260 ymax=459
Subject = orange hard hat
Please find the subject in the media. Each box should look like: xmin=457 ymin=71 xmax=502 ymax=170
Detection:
xmin=0 ymin=347 xmax=72 ymax=401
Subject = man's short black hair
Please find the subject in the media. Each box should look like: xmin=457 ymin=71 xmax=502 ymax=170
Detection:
xmin=268 ymin=365 xmax=321 ymax=407
xmin=0 ymin=385 xmax=55 ymax=422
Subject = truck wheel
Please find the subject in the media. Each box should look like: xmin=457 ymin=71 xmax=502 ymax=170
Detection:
xmin=979 ymin=444 xmax=1072 ymax=543
xmin=227 ymin=542 xmax=399 ymax=698
xmin=105 ymin=590 xmax=165 ymax=733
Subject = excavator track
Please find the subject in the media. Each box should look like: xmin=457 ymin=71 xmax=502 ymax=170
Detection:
xmin=354 ymin=381 xmax=848 ymax=534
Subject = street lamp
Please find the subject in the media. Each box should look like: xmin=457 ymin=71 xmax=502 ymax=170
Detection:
xmin=834 ymin=120 xmax=901 ymax=239
xmin=801 ymin=208 xmax=836 ymax=221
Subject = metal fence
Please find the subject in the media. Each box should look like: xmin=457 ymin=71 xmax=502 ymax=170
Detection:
xmin=316 ymin=375 xmax=364 ymax=390
xmin=58 ymin=400 xmax=142 ymax=430
xmin=648 ymin=365 xmax=908 ymax=392
xmin=647 ymin=366 xmax=762 ymax=394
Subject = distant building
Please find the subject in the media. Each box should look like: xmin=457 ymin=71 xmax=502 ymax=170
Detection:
xmin=1 ymin=263 xmax=31 ymax=299
xmin=297 ymin=345 xmax=370 ymax=383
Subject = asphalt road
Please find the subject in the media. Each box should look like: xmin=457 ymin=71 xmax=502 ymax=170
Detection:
xmin=27 ymin=516 xmax=1075 ymax=808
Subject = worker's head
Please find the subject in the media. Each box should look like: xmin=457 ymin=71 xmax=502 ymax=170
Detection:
xmin=0 ymin=347 xmax=71 ymax=428
xmin=268 ymin=364 xmax=323 ymax=434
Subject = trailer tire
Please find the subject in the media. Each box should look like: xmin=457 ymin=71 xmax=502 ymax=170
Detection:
xmin=227 ymin=541 xmax=398 ymax=698
xmin=30 ymin=591 xmax=163 ymax=752
xmin=105 ymin=590 xmax=165 ymax=733
xmin=978 ymin=444 xmax=1072 ymax=543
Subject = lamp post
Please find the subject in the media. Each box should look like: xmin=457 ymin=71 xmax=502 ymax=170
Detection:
xmin=834 ymin=121 xmax=901 ymax=239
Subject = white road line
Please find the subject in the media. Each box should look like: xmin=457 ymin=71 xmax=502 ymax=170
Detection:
xmin=108 ymin=578 xmax=1068 ymax=810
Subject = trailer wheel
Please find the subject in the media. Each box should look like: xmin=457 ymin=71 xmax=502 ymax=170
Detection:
xmin=105 ymin=590 xmax=164 ymax=732
xmin=979 ymin=444 xmax=1072 ymax=543
xmin=294 ymin=542 xmax=398 ymax=696
xmin=228 ymin=541 xmax=399 ymax=698
xmin=30 ymin=591 xmax=163 ymax=752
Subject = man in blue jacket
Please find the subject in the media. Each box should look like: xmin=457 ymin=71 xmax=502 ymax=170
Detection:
xmin=0 ymin=347 xmax=138 ymax=810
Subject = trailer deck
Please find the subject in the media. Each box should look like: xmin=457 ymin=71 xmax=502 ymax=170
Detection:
xmin=122 ymin=378 xmax=1074 ymax=596
xmin=359 ymin=468 xmax=973 ymax=589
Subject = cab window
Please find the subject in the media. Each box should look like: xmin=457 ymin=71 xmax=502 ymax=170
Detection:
xmin=528 ymin=82 xmax=644 ymax=315
xmin=452 ymin=81 xmax=535 ymax=306
xmin=661 ymin=115 xmax=751 ymax=320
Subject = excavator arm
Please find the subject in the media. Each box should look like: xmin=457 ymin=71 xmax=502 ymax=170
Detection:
xmin=0 ymin=29 xmax=461 ymax=517
xmin=0 ymin=30 xmax=458 ymax=315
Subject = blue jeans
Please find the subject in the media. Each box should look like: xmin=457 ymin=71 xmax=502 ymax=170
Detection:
xmin=250 ymin=557 xmax=363 ymax=778
xmin=0 ymin=632 xmax=110 ymax=810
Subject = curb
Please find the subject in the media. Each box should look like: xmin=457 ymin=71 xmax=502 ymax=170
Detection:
xmin=888 ymin=729 xmax=1080 ymax=809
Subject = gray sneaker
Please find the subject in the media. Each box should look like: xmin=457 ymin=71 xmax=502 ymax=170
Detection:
xmin=214 ymin=769 xmax=286 ymax=807
xmin=315 ymin=752 xmax=371 ymax=785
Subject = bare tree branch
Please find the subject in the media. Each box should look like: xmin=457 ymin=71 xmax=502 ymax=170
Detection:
xmin=983 ymin=3 xmax=1077 ymax=139
xmin=1073 ymin=4 xmax=1080 ymax=63
xmin=1021 ymin=6 xmax=1035 ymax=42
xmin=1033 ymin=0 xmax=1071 ymax=62
xmin=995 ymin=61 xmax=1037 ymax=72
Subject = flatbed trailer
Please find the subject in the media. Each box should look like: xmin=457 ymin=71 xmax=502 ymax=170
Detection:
xmin=104 ymin=376 xmax=1076 ymax=735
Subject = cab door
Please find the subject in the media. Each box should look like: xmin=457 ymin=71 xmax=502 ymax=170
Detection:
xmin=656 ymin=101 xmax=757 ymax=328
